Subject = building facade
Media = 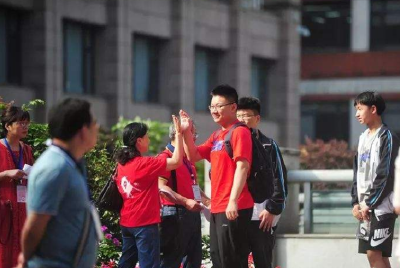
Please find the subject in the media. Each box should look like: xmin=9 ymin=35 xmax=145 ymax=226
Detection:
xmin=0 ymin=0 xmax=300 ymax=147
xmin=301 ymin=0 xmax=400 ymax=147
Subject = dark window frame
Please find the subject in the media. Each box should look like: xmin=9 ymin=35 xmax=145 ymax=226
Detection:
xmin=0 ymin=6 xmax=22 ymax=85
xmin=132 ymin=34 xmax=163 ymax=104
xmin=370 ymin=0 xmax=400 ymax=51
xmin=194 ymin=46 xmax=221 ymax=112
xmin=251 ymin=57 xmax=274 ymax=118
xmin=63 ymin=20 xmax=96 ymax=95
xmin=301 ymin=1 xmax=351 ymax=54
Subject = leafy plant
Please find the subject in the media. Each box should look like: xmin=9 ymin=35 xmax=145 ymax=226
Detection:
xmin=21 ymin=99 xmax=45 ymax=112
xmin=111 ymin=116 xmax=170 ymax=154
xmin=24 ymin=123 xmax=49 ymax=159
xmin=97 ymin=225 xmax=122 ymax=267
xmin=300 ymin=137 xmax=355 ymax=190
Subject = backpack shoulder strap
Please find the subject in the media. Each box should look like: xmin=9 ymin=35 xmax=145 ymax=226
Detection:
xmin=224 ymin=122 xmax=248 ymax=158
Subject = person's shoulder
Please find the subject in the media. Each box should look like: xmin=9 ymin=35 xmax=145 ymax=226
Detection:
xmin=379 ymin=126 xmax=399 ymax=143
xmin=32 ymin=148 xmax=70 ymax=174
xmin=233 ymin=124 xmax=251 ymax=135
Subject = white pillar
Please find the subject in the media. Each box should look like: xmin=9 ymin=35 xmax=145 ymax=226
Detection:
xmin=351 ymin=0 xmax=370 ymax=52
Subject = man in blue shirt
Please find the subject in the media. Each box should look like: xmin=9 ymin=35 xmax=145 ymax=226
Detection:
xmin=16 ymin=98 xmax=101 ymax=268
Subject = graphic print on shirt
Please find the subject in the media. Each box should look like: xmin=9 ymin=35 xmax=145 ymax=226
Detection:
xmin=211 ymin=140 xmax=223 ymax=152
xmin=359 ymin=147 xmax=371 ymax=174
xmin=120 ymin=176 xmax=141 ymax=198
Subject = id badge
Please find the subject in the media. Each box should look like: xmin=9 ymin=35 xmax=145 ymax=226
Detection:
xmin=17 ymin=185 xmax=27 ymax=203
xmin=192 ymin=185 xmax=202 ymax=202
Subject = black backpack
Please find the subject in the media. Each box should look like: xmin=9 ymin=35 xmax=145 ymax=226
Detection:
xmin=222 ymin=122 xmax=274 ymax=203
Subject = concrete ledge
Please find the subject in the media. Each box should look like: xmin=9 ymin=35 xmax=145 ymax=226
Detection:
xmin=275 ymin=234 xmax=400 ymax=267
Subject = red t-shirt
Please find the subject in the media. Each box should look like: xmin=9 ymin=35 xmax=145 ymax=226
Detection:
xmin=197 ymin=121 xmax=254 ymax=213
xmin=116 ymin=156 xmax=167 ymax=228
xmin=158 ymin=149 xmax=198 ymax=206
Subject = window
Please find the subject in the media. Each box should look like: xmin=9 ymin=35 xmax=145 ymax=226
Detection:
xmin=132 ymin=35 xmax=162 ymax=103
xmin=301 ymin=101 xmax=349 ymax=143
xmin=0 ymin=8 xmax=21 ymax=85
xmin=302 ymin=1 xmax=351 ymax=53
xmin=383 ymin=101 xmax=400 ymax=137
xmin=63 ymin=21 xmax=95 ymax=94
xmin=370 ymin=0 xmax=400 ymax=50
xmin=251 ymin=58 xmax=273 ymax=117
xmin=194 ymin=47 xmax=220 ymax=111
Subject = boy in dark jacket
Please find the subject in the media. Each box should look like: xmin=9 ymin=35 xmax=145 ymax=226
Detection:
xmin=351 ymin=91 xmax=400 ymax=268
xmin=237 ymin=97 xmax=288 ymax=268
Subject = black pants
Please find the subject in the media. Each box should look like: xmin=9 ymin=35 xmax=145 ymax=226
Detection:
xmin=210 ymin=208 xmax=253 ymax=268
xmin=159 ymin=206 xmax=202 ymax=268
xmin=248 ymin=221 xmax=277 ymax=268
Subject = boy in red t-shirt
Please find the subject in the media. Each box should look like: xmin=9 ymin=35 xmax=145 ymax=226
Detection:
xmin=180 ymin=84 xmax=254 ymax=268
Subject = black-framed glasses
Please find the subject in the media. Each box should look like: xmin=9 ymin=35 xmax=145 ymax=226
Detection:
xmin=15 ymin=121 xmax=30 ymax=128
xmin=208 ymin=102 xmax=235 ymax=111
xmin=236 ymin=114 xmax=256 ymax=120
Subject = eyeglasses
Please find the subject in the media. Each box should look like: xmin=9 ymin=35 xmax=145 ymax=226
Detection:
xmin=208 ymin=102 xmax=235 ymax=111
xmin=236 ymin=114 xmax=256 ymax=120
xmin=15 ymin=121 xmax=30 ymax=128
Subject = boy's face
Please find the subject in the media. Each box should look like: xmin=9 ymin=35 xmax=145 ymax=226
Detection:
xmin=236 ymin=109 xmax=260 ymax=129
xmin=209 ymin=95 xmax=236 ymax=125
xmin=355 ymin=103 xmax=377 ymax=125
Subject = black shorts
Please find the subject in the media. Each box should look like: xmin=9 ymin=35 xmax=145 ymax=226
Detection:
xmin=358 ymin=212 xmax=397 ymax=257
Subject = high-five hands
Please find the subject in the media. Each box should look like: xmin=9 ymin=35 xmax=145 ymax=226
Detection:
xmin=179 ymin=110 xmax=193 ymax=133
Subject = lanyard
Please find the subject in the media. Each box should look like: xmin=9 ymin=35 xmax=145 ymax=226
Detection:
xmin=51 ymin=144 xmax=92 ymax=201
xmin=4 ymin=138 xmax=23 ymax=170
xmin=166 ymin=143 xmax=197 ymax=184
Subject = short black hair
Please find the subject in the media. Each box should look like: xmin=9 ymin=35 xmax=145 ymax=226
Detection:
xmin=210 ymin=84 xmax=238 ymax=104
xmin=48 ymin=98 xmax=93 ymax=141
xmin=1 ymin=105 xmax=30 ymax=138
xmin=354 ymin=91 xmax=386 ymax=115
xmin=237 ymin=97 xmax=261 ymax=115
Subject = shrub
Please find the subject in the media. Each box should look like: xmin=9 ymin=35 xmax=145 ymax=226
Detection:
xmin=300 ymin=137 xmax=355 ymax=190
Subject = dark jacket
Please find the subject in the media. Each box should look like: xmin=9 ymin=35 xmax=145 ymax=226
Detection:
xmin=257 ymin=130 xmax=288 ymax=215
xmin=351 ymin=124 xmax=400 ymax=210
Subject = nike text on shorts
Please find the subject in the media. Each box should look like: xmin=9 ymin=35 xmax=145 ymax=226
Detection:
xmin=358 ymin=212 xmax=396 ymax=257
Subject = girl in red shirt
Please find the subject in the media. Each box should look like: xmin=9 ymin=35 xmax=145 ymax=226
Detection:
xmin=115 ymin=115 xmax=183 ymax=268
xmin=0 ymin=105 xmax=34 ymax=268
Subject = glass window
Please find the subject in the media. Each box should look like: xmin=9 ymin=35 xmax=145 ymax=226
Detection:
xmin=194 ymin=47 xmax=220 ymax=112
xmin=63 ymin=21 xmax=95 ymax=94
xmin=383 ymin=101 xmax=400 ymax=137
xmin=370 ymin=0 xmax=400 ymax=50
xmin=302 ymin=1 xmax=351 ymax=53
xmin=301 ymin=101 xmax=349 ymax=143
xmin=0 ymin=8 xmax=21 ymax=85
xmin=251 ymin=58 xmax=273 ymax=117
xmin=132 ymin=35 xmax=161 ymax=103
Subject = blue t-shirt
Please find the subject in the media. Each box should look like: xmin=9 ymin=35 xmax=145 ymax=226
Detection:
xmin=27 ymin=146 xmax=98 ymax=268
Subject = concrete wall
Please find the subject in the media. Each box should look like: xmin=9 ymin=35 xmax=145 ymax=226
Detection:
xmin=275 ymin=234 xmax=400 ymax=268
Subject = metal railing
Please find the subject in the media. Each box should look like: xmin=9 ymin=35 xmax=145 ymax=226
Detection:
xmin=287 ymin=169 xmax=353 ymax=233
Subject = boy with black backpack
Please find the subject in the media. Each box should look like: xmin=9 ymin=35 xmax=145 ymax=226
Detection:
xmin=237 ymin=97 xmax=288 ymax=268
xmin=179 ymin=85 xmax=254 ymax=268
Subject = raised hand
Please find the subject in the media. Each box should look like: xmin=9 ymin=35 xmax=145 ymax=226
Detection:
xmin=172 ymin=115 xmax=181 ymax=135
xmin=179 ymin=109 xmax=192 ymax=133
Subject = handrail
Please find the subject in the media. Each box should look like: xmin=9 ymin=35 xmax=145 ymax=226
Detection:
xmin=287 ymin=169 xmax=353 ymax=183
xmin=286 ymin=169 xmax=353 ymax=233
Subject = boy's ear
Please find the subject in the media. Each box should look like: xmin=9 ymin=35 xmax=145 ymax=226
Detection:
xmin=371 ymin=105 xmax=378 ymax=114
